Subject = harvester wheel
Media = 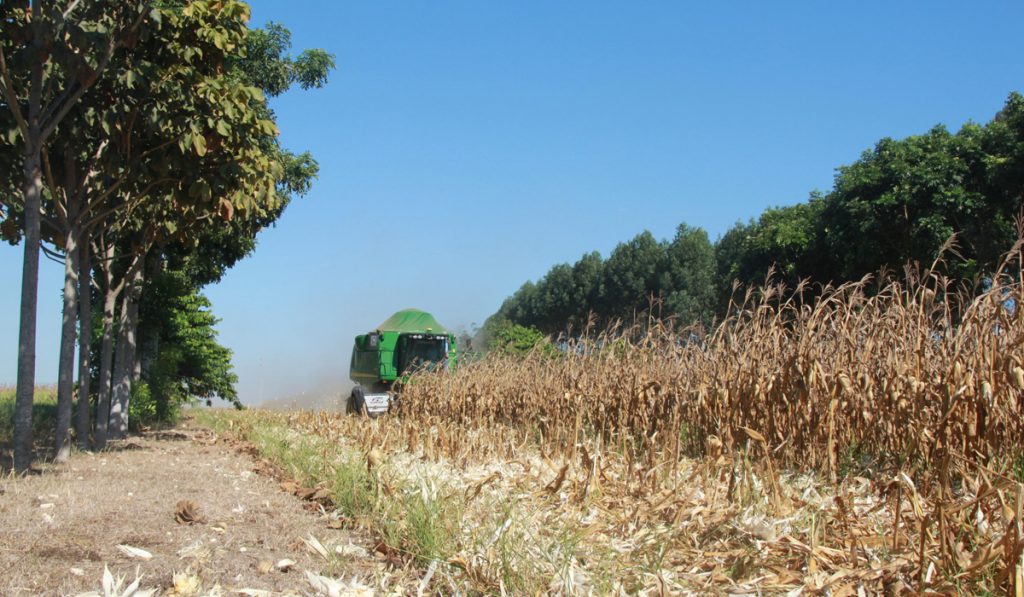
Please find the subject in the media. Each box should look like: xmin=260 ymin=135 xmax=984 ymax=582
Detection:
xmin=348 ymin=387 xmax=366 ymax=416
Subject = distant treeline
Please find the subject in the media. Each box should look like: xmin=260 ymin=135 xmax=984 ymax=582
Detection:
xmin=487 ymin=92 xmax=1024 ymax=336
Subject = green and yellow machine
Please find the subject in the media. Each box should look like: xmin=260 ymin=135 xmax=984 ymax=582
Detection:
xmin=347 ymin=308 xmax=457 ymax=415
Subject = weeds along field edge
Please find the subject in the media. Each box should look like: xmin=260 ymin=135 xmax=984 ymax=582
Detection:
xmin=200 ymin=407 xmax=886 ymax=594
xmin=205 ymin=257 xmax=1024 ymax=594
xmin=196 ymin=409 xmax=569 ymax=593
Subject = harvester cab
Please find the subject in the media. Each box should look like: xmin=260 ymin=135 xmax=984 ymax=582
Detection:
xmin=347 ymin=308 xmax=457 ymax=416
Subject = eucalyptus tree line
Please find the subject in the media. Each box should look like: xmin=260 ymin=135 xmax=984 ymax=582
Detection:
xmin=1 ymin=0 xmax=334 ymax=470
xmin=489 ymin=93 xmax=1024 ymax=340
xmin=38 ymin=0 xmax=261 ymax=455
xmin=1 ymin=0 xmax=156 ymax=472
xmin=98 ymin=11 xmax=334 ymax=444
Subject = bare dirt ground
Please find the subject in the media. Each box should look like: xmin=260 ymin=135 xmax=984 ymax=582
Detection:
xmin=0 ymin=420 xmax=376 ymax=596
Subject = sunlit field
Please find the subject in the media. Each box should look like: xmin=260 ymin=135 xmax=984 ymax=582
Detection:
xmin=206 ymin=254 xmax=1024 ymax=594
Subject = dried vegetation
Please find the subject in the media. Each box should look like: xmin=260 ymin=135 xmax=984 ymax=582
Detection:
xmin=222 ymin=248 xmax=1024 ymax=594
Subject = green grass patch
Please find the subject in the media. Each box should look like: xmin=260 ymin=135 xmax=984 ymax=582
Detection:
xmin=393 ymin=476 xmax=463 ymax=564
xmin=0 ymin=385 xmax=58 ymax=444
xmin=190 ymin=409 xmax=613 ymax=595
xmin=193 ymin=409 xmax=467 ymax=570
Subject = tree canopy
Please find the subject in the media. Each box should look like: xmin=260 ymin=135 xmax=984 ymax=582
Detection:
xmin=488 ymin=92 xmax=1024 ymax=339
xmin=0 ymin=0 xmax=334 ymax=470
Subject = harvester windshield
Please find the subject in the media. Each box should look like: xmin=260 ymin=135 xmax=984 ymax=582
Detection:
xmin=397 ymin=334 xmax=449 ymax=373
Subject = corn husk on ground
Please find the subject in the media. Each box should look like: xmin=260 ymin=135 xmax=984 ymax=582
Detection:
xmin=217 ymin=251 xmax=1024 ymax=594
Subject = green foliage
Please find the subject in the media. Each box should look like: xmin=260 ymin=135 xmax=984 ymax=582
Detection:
xmin=0 ymin=2 xmax=333 ymax=465
xmin=128 ymin=381 xmax=161 ymax=430
xmin=491 ymin=223 xmax=717 ymax=334
xmin=571 ymin=251 xmax=605 ymax=321
xmin=490 ymin=92 xmax=1024 ymax=333
xmin=0 ymin=203 xmax=18 ymax=245
xmin=601 ymin=231 xmax=665 ymax=321
xmin=196 ymin=410 xmax=468 ymax=577
xmin=823 ymin=126 xmax=990 ymax=280
xmin=818 ymin=93 xmax=1024 ymax=283
xmin=399 ymin=481 xmax=463 ymax=564
xmin=715 ymin=199 xmax=828 ymax=309
xmin=231 ymin=22 xmax=336 ymax=98
xmin=490 ymin=322 xmax=555 ymax=357
xmin=118 ymin=13 xmax=332 ymax=427
xmin=137 ymin=268 xmax=241 ymax=421
xmin=1013 ymin=452 xmax=1024 ymax=485
xmin=661 ymin=224 xmax=716 ymax=326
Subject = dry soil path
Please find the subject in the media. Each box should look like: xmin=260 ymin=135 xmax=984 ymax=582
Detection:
xmin=0 ymin=422 xmax=375 ymax=596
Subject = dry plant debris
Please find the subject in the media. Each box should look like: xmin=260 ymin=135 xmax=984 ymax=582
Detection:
xmin=0 ymin=424 xmax=380 ymax=596
xmin=173 ymin=500 xmax=207 ymax=525
xmin=217 ymin=250 xmax=1024 ymax=594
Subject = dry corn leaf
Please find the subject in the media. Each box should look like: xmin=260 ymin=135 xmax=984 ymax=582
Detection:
xmin=170 ymin=571 xmax=200 ymax=595
xmin=173 ymin=500 xmax=207 ymax=525
xmin=305 ymin=571 xmax=375 ymax=597
xmin=117 ymin=544 xmax=153 ymax=560
xmin=367 ymin=448 xmax=384 ymax=470
xmin=336 ymin=542 xmax=370 ymax=558
xmin=276 ymin=558 xmax=296 ymax=572
xmin=544 ymin=463 xmax=569 ymax=494
xmin=218 ymin=263 xmax=1024 ymax=596
xmin=310 ymin=487 xmax=332 ymax=502
xmin=303 ymin=534 xmax=330 ymax=559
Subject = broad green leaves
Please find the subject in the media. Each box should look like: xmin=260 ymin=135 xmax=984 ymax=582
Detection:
xmin=230 ymin=22 xmax=336 ymax=98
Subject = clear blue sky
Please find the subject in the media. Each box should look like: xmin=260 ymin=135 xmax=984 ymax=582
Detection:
xmin=2 ymin=1 xmax=1022 ymax=404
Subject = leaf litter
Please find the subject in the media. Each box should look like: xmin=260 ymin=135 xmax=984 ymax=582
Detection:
xmin=0 ymin=421 xmax=380 ymax=596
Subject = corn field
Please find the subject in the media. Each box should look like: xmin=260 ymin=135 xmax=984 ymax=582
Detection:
xmin=258 ymin=251 xmax=1024 ymax=593
xmin=408 ymin=264 xmax=1022 ymax=473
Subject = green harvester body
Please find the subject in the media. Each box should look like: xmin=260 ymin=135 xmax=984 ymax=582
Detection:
xmin=349 ymin=308 xmax=457 ymax=389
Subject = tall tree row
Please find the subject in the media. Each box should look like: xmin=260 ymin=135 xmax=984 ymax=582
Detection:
xmin=489 ymin=93 xmax=1024 ymax=338
xmin=491 ymin=223 xmax=717 ymax=336
xmin=1 ymin=1 xmax=334 ymax=472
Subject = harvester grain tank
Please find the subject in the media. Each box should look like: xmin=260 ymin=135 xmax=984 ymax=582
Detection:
xmin=347 ymin=308 xmax=457 ymax=415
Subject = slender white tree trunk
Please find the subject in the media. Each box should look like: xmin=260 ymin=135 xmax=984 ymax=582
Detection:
xmin=54 ymin=225 xmax=81 ymax=462
xmin=8 ymin=0 xmax=132 ymax=471
xmin=108 ymin=296 xmax=132 ymax=439
xmin=109 ymin=263 xmax=143 ymax=439
xmin=94 ymin=244 xmax=117 ymax=450
xmin=76 ymin=240 xmax=93 ymax=450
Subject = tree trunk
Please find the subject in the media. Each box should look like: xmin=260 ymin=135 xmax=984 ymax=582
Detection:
xmin=12 ymin=2 xmax=51 ymax=474
xmin=13 ymin=147 xmax=42 ymax=474
xmin=94 ymin=244 xmax=117 ymax=450
xmin=107 ymin=293 xmax=131 ymax=440
xmin=109 ymin=262 xmax=143 ymax=439
xmin=54 ymin=225 xmax=81 ymax=462
xmin=133 ymin=330 xmax=142 ymax=384
xmin=76 ymin=239 xmax=93 ymax=450
xmin=139 ymin=257 xmax=163 ymax=382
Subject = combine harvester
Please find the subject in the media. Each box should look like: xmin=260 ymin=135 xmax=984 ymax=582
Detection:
xmin=347 ymin=308 xmax=457 ymax=415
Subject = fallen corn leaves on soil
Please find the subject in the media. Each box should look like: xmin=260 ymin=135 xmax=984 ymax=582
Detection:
xmin=209 ymin=407 xmax=1023 ymax=595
